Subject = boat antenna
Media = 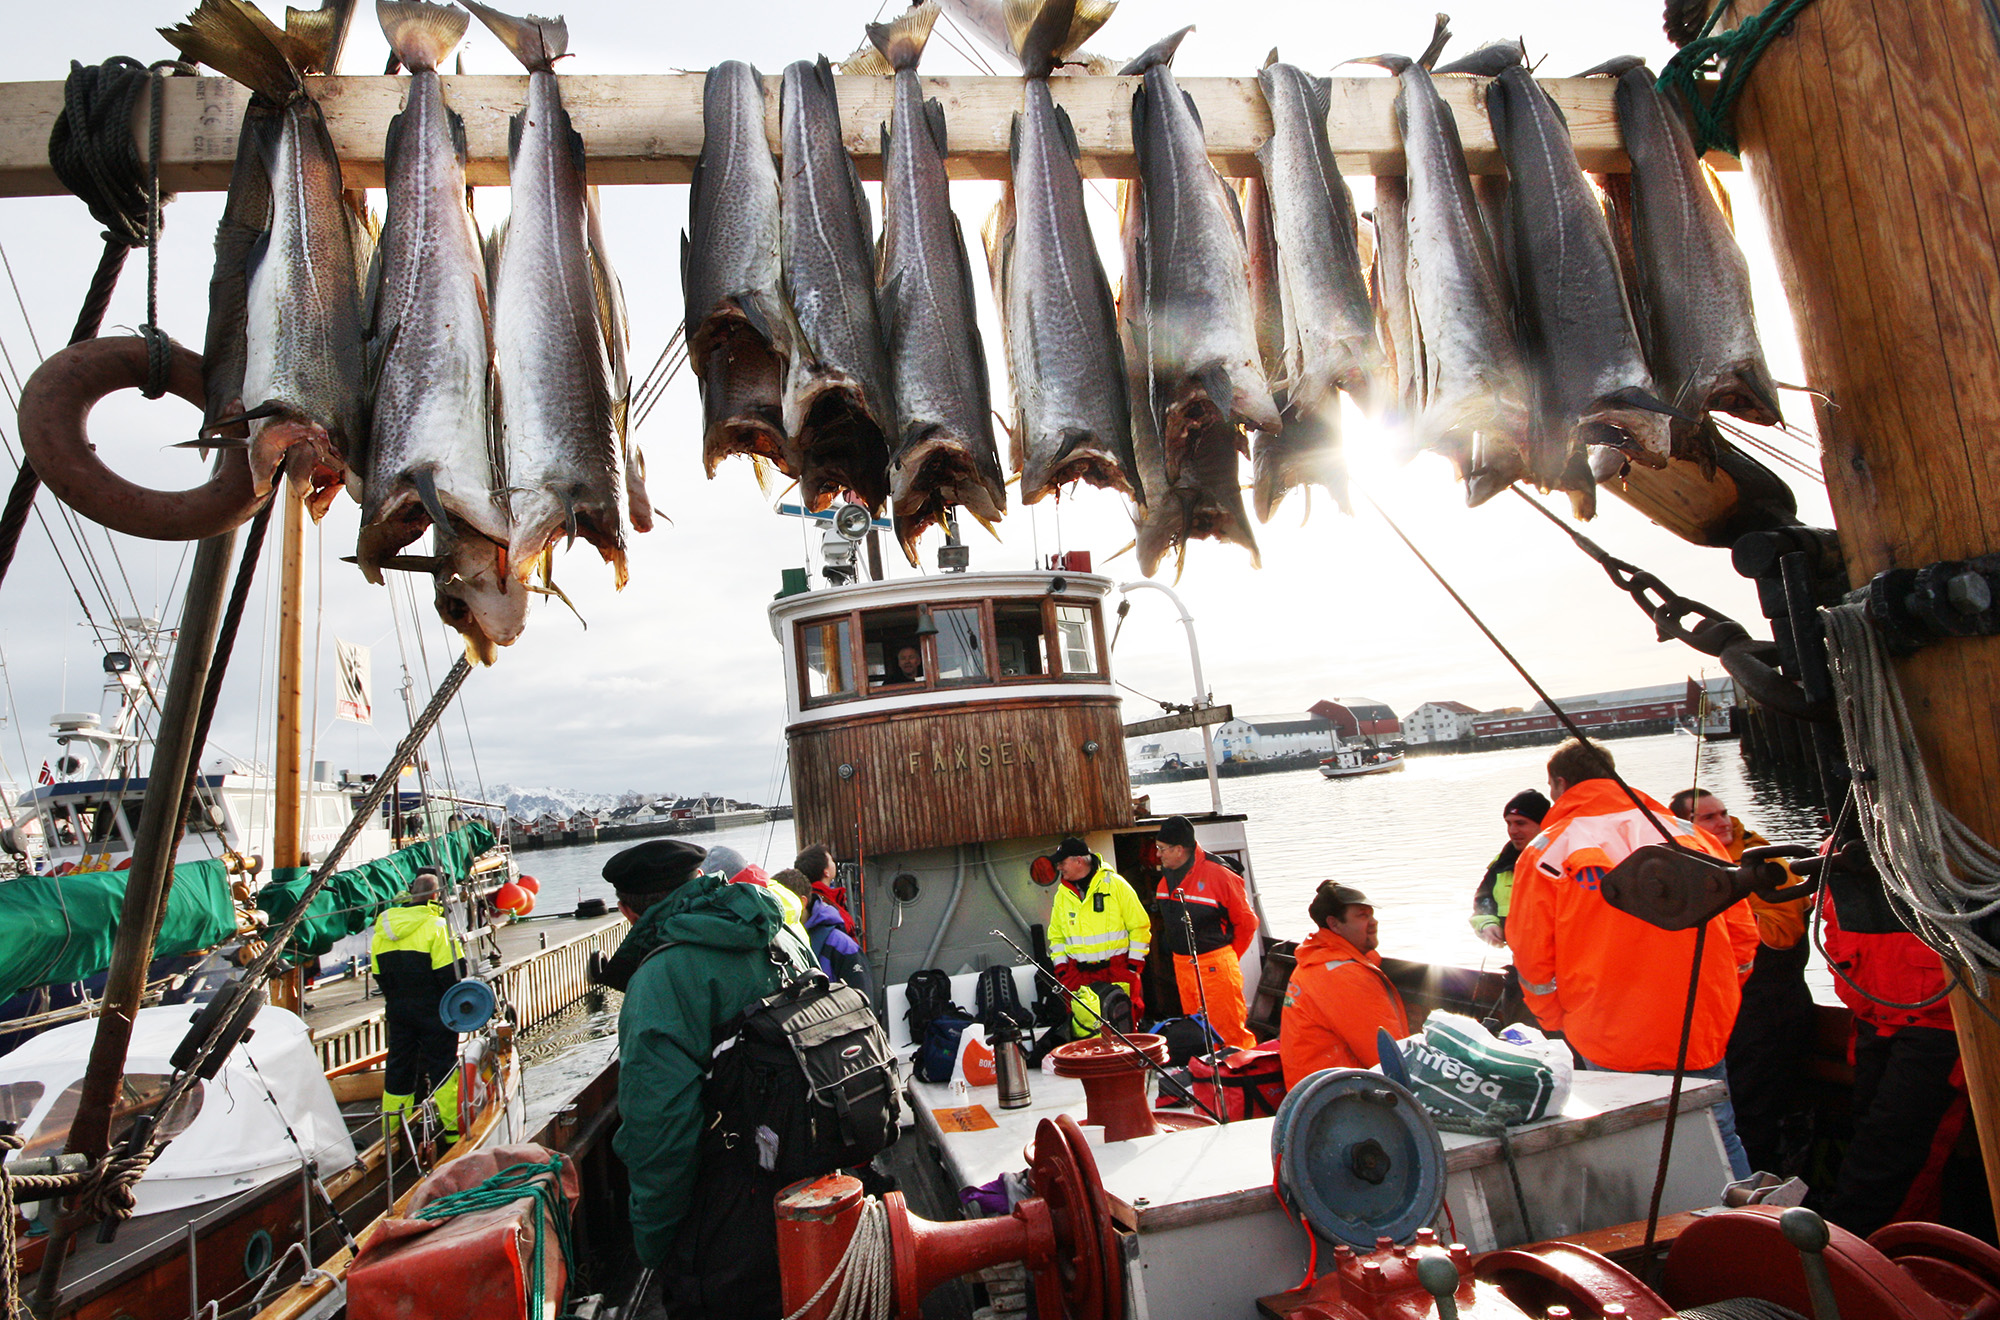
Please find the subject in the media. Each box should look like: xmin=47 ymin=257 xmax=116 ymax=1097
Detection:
xmin=988 ymin=928 xmax=1226 ymax=1124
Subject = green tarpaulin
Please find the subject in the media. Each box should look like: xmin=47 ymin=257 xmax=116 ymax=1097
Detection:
xmin=0 ymin=859 xmax=238 ymax=1003
xmin=256 ymin=822 xmax=498 ymax=959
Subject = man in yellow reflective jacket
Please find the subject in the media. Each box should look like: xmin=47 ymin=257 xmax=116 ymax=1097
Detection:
xmin=1041 ymin=837 xmax=1151 ymax=1027
xmin=370 ymin=868 xmax=465 ymax=1138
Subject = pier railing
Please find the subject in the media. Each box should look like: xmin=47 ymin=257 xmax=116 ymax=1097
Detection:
xmin=310 ymin=918 xmax=629 ymax=1073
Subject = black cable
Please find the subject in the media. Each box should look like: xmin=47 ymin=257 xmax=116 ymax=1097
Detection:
xmin=1642 ymin=923 xmax=1708 ymax=1258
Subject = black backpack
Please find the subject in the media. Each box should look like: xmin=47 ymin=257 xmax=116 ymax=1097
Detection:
xmin=703 ymin=969 xmax=901 ymax=1182
xmin=973 ymin=966 xmax=1034 ymax=1031
xmin=903 ymin=968 xmax=967 ymax=1039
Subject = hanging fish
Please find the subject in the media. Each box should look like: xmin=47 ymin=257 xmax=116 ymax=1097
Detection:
xmin=432 ymin=532 xmax=530 ymax=665
xmin=1242 ymin=170 xmax=1349 ymax=520
xmin=162 ymin=0 xmax=371 ymax=519
xmin=197 ymin=94 xmax=277 ymax=446
xmin=780 ymin=56 xmax=893 ymax=512
xmin=1255 ymin=53 xmax=1383 ymax=417
xmin=1123 ymin=27 xmax=1279 ymax=484
xmin=870 ymin=3 xmax=1007 ymax=564
xmin=359 ymin=0 xmax=511 ymax=609
xmin=687 ymin=60 xmax=799 ymax=486
xmin=984 ymin=0 xmax=1138 ymax=506
xmin=1470 ymin=40 xmax=1670 ymax=516
xmin=1359 ymin=22 xmax=1531 ymax=504
xmin=1121 ymin=182 xmax=1258 ymax=575
xmin=1369 ymin=175 xmax=1419 ymax=425
xmin=1586 ymin=56 xmax=1781 ymax=450
xmin=466 ymin=1 xmax=648 ymax=589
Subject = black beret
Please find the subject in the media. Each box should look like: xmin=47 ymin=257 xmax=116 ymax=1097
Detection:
xmin=602 ymin=838 xmax=708 ymax=895
xmin=1156 ymin=815 xmax=1197 ymax=849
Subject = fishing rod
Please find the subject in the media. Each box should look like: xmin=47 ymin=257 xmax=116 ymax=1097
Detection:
xmin=988 ymin=928 xmax=1225 ymax=1125
xmin=1170 ymin=887 xmax=1229 ymax=1104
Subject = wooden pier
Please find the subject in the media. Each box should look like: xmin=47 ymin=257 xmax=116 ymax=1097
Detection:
xmin=301 ymin=911 xmax=628 ymax=1074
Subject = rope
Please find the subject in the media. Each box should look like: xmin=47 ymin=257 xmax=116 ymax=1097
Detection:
xmin=782 ymin=1196 xmax=893 ymax=1320
xmin=1642 ymin=923 xmax=1708 ymax=1258
xmin=1657 ymin=0 xmax=1820 ymax=156
xmin=1820 ymin=602 xmax=2000 ymax=994
xmin=412 ymin=1157 xmax=573 ymax=1319
xmin=1429 ymin=1103 xmax=1534 ymax=1240
xmin=1 ymin=1134 xmax=22 ymax=1320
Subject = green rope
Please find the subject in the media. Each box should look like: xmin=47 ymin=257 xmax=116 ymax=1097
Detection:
xmin=413 ymin=1158 xmax=573 ymax=1317
xmin=1656 ymin=0 xmax=1819 ymax=157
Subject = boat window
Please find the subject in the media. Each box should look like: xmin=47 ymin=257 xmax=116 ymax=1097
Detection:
xmin=1054 ymin=604 xmax=1102 ymax=676
xmin=930 ymin=607 xmax=988 ymax=685
xmin=861 ymin=607 xmax=927 ymax=691
xmin=800 ymin=617 xmax=855 ymax=702
xmin=18 ymin=1074 xmax=203 ymax=1163
xmin=0 ymin=1081 xmax=43 ymax=1128
xmin=992 ymin=600 xmax=1049 ymax=679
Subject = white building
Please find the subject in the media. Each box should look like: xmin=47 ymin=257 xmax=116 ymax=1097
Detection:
xmin=1212 ymin=715 xmax=1341 ymax=763
xmin=1403 ymin=700 xmax=1480 ymax=745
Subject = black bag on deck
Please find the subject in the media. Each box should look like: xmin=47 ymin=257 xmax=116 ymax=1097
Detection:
xmin=706 ymin=972 xmax=901 ymax=1182
xmin=903 ymin=968 xmax=966 ymax=1038
xmin=974 ymin=966 xmax=1034 ymax=1030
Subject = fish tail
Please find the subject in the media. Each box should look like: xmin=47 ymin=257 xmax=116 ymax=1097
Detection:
xmin=865 ymin=2 xmax=940 ymax=74
xmin=1118 ymin=25 xmax=1192 ymax=76
xmin=285 ymin=0 xmax=359 ymax=73
xmin=377 ymin=0 xmax=469 ymax=72
xmin=1004 ymin=0 xmax=1111 ymax=76
xmin=161 ymin=0 xmax=303 ymax=101
xmin=462 ymin=0 xmax=566 ymax=71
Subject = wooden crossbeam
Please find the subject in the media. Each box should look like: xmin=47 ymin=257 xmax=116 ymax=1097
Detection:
xmin=0 ymin=69 xmax=1734 ymax=199
xmin=1124 ymin=704 xmax=1233 ymax=738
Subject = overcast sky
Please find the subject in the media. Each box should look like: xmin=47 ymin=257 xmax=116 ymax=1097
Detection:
xmin=0 ymin=0 xmax=1831 ymax=805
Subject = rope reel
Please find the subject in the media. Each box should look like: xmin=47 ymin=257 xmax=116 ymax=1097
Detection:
xmin=1271 ymin=1069 xmax=1446 ymax=1253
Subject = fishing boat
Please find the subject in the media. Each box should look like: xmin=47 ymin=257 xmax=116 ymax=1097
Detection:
xmin=1317 ymin=746 xmax=1406 ymax=779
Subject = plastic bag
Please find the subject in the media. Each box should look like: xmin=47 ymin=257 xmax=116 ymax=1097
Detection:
xmin=1395 ymin=1011 xmax=1566 ymax=1123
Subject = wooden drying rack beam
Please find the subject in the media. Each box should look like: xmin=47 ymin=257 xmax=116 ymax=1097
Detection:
xmin=0 ymin=70 xmax=1736 ymax=198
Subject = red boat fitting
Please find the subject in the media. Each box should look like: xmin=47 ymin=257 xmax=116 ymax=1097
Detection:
xmin=1048 ymin=1032 xmax=1211 ymax=1142
xmin=17 ymin=335 xmax=259 ymax=540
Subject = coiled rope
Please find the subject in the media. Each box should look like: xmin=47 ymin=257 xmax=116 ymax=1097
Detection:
xmin=0 ymin=1129 xmax=150 ymax=1318
xmin=781 ymin=1196 xmax=892 ymax=1320
xmin=1657 ymin=0 xmax=1820 ymax=156
xmin=1821 ymin=602 xmax=2000 ymax=995
xmin=412 ymin=1158 xmax=574 ymax=1320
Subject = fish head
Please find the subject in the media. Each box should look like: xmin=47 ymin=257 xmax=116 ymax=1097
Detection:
xmin=434 ymin=535 xmax=528 ymax=664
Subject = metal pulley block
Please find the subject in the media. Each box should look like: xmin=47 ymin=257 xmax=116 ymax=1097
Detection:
xmin=1598 ymin=842 xmax=1823 ymax=932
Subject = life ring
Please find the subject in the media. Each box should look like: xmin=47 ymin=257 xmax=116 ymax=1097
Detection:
xmin=18 ymin=336 xmax=260 ymax=541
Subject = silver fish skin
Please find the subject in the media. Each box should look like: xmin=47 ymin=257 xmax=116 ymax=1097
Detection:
xmin=1124 ymin=29 xmax=1280 ymax=478
xmin=199 ymin=97 xmax=276 ymax=443
xmin=1383 ymin=53 xmax=1529 ymax=502
xmin=1599 ymin=58 xmax=1781 ymax=438
xmin=466 ymin=2 xmax=637 ymax=588
xmin=1255 ymin=59 xmax=1382 ymax=416
xmin=992 ymin=56 xmax=1136 ymax=504
xmin=1119 ymin=181 xmax=1258 ymax=574
xmin=687 ymin=60 xmax=797 ymax=482
xmin=870 ymin=3 xmax=1007 ymax=565
xmin=1369 ymin=175 xmax=1419 ymax=425
xmin=1242 ymin=170 xmax=1346 ymax=520
xmin=780 ymin=56 xmax=893 ymax=511
xmin=432 ymin=526 xmax=530 ymax=665
xmin=165 ymin=0 xmax=370 ymax=520
xmin=361 ymin=1 xmax=503 ymax=585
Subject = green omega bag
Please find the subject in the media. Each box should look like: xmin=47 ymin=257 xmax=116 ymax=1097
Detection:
xmin=1394 ymin=1012 xmax=1570 ymax=1124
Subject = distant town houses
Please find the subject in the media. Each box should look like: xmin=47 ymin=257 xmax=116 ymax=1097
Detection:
xmin=1401 ymin=700 xmax=1480 ymax=745
xmin=1139 ymin=698 xmax=1402 ymax=766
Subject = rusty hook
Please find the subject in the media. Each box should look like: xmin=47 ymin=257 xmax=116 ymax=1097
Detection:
xmin=18 ymin=336 xmax=260 ymax=542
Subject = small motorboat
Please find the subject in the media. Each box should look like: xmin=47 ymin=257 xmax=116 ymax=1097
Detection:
xmin=1318 ymin=746 xmax=1406 ymax=778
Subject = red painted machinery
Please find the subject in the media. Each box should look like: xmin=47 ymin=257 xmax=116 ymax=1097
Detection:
xmin=776 ymin=1115 xmax=1121 ymax=1320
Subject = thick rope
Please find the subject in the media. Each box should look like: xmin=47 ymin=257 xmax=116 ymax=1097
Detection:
xmin=781 ymin=1196 xmax=893 ymax=1320
xmin=412 ymin=1158 xmax=573 ymax=1318
xmin=1429 ymin=1103 xmax=1534 ymax=1240
xmin=1657 ymin=0 xmax=1820 ymax=156
xmin=1821 ymin=602 xmax=2000 ymax=994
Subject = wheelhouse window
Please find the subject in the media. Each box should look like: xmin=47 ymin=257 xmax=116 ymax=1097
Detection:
xmin=861 ymin=607 xmax=927 ymax=689
xmin=992 ymin=600 xmax=1050 ymax=679
xmin=1054 ymin=604 xmax=1102 ymax=676
xmin=801 ymin=617 xmax=855 ymax=701
xmin=930 ymin=607 xmax=988 ymax=685
xmin=20 ymin=1074 xmax=202 ymax=1163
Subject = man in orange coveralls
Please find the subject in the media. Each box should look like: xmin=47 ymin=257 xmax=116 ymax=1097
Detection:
xmin=1153 ymin=816 xmax=1260 ymax=1048
xmin=1278 ymin=882 xmax=1410 ymax=1089
xmin=1509 ymin=739 xmax=1759 ymax=1179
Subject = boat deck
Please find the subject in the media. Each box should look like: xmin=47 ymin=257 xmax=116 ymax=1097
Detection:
xmin=300 ymin=911 xmax=628 ymax=1071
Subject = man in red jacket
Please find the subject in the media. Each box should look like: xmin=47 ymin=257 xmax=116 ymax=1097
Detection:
xmin=1153 ymin=815 xmax=1260 ymax=1048
xmin=1509 ymin=739 xmax=1759 ymax=1179
xmin=1279 ymin=883 xmax=1410 ymax=1089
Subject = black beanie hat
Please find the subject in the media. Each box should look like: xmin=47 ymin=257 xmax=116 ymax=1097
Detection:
xmin=1053 ymin=836 xmax=1092 ymax=863
xmin=603 ymin=838 xmax=708 ymax=896
xmin=1504 ymin=789 xmax=1552 ymax=824
xmin=1156 ymin=815 xmax=1197 ymax=849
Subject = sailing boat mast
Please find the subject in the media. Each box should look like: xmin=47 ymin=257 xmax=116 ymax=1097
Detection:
xmin=269 ymin=475 xmax=307 ymax=1012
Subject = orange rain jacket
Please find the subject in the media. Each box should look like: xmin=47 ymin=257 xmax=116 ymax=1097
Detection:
xmin=1278 ymin=927 xmax=1411 ymax=1090
xmin=1510 ymin=779 xmax=1759 ymax=1073
xmin=1705 ymin=816 xmax=1808 ymax=950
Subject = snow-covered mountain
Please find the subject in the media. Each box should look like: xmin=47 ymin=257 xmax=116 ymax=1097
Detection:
xmin=487 ymin=784 xmax=625 ymax=821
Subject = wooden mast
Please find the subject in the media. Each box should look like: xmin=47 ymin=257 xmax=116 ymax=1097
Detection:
xmin=1728 ymin=0 xmax=2000 ymax=1206
xmin=269 ymin=474 xmax=307 ymax=1013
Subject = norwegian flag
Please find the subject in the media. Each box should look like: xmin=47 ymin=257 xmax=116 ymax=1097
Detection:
xmin=38 ymin=762 xmax=54 ymax=785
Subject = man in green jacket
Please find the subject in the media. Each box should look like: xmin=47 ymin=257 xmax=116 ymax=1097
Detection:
xmin=602 ymin=838 xmax=815 ymax=1320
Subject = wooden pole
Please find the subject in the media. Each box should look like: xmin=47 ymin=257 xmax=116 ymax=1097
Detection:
xmin=269 ymin=476 xmax=306 ymax=1014
xmin=1727 ymin=0 xmax=2000 ymax=1211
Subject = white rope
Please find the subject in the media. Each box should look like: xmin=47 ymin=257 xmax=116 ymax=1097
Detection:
xmin=1821 ymin=602 xmax=2000 ymax=994
xmin=781 ymin=1195 xmax=893 ymax=1320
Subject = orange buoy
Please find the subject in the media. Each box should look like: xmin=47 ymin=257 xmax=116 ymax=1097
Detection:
xmin=492 ymin=882 xmax=530 ymax=914
xmin=516 ymin=875 xmax=540 ymax=894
